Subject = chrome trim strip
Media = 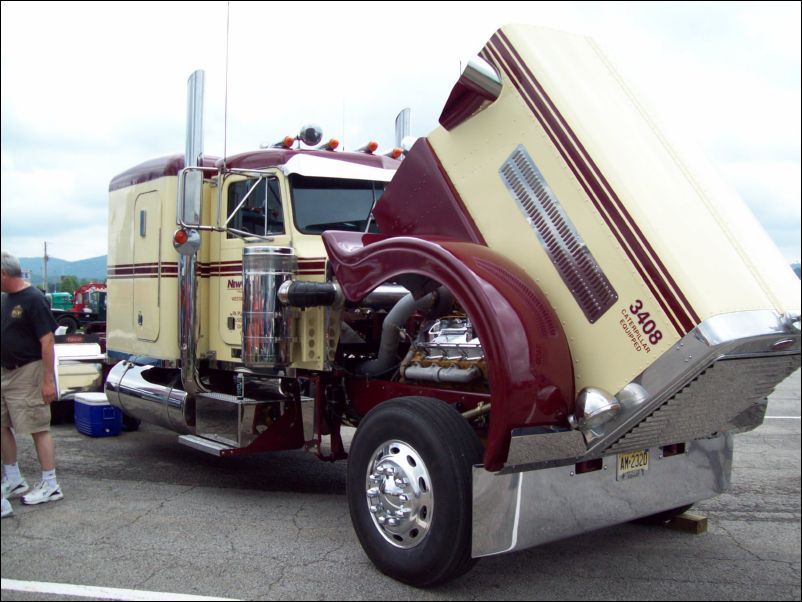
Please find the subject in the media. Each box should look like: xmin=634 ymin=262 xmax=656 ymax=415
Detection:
xmin=177 ymin=434 xmax=233 ymax=456
xmin=472 ymin=434 xmax=733 ymax=558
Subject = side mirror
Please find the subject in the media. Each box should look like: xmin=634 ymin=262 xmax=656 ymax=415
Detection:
xmin=178 ymin=169 xmax=203 ymax=227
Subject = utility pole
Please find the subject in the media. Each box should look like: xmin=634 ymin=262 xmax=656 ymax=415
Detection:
xmin=43 ymin=241 xmax=49 ymax=292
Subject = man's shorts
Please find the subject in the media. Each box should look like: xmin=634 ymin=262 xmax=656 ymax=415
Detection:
xmin=1 ymin=360 xmax=51 ymax=435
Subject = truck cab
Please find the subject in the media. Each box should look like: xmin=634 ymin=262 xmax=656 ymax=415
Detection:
xmin=46 ymin=291 xmax=73 ymax=311
xmin=106 ymin=147 xmax=399 ymax=369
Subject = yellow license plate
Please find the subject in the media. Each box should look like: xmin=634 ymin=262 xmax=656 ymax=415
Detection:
xmin=617 ymin=449 xmax=650 ymax=481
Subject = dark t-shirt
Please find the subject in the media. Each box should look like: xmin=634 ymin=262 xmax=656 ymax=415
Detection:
xmin=1 ymin=286 xmax=58 ymax=369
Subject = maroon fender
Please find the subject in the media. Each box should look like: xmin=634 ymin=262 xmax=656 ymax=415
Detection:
xmin=323 ymin=231 xmax=574 ymax=471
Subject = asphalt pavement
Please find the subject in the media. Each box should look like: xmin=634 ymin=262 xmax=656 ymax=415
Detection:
xmin=1 ymin=370 xmax=799 ymax=601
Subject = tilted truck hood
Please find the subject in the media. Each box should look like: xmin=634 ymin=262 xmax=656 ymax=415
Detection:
xmin=377 ymin=23 xmax=800 ymax=398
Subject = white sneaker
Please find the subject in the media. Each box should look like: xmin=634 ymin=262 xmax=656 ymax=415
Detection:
xmin=1 ymin=496 xmax=12 ymax=518
xmin=21 ymin=481 xmax=63 ymax=505
xmin=1 ymin=476 xmax=29 ymax=498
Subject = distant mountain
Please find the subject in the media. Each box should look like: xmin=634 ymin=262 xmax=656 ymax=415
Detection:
xmin=19 ymin=255 xmax=107 ymax=287
xmin=792 ymin=263 xmax=801 ymax=279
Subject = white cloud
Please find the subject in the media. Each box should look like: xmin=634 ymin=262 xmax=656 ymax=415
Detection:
xmin=1 ymin=1 xmax=799 ymax=262
xmin=721 ymin=160 xmax=802 ymax=260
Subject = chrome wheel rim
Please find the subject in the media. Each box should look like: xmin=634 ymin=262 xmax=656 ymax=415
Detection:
xmin=364 ymin=439 xmax=433 ymax=549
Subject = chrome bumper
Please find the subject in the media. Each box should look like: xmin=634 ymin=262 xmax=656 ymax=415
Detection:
xmin=472 ymin=434 xmax=732 ymax=558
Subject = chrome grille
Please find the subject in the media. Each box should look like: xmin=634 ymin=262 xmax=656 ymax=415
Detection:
xmin=499 ymin=145 xmax=617 ymax=323
xmin=606 ymin=354 xmax=800 ymax=454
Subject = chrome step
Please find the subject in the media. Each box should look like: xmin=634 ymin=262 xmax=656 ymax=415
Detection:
xmin=178 ymin=434 xmax=236 ymax=456
xmin=196 ymin=391 xmax=282 ymax=448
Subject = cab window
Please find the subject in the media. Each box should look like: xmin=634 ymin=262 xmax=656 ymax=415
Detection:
xmin=226 ymin=177 xmax=284 ymax=238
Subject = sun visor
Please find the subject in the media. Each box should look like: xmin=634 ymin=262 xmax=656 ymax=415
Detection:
xmin=280 ymin=154 xmax=397 ymax=182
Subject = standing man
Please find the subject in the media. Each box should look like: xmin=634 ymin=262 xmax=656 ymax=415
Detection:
xmin=1 ymin=251 xmax=63 ymax=518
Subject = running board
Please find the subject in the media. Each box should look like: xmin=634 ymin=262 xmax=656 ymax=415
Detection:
xmin=178 ymin=434 xmax=236 ymax=456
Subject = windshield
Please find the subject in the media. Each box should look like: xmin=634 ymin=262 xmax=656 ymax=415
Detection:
xmin=290 ymin=175 xmax=384 ymax=234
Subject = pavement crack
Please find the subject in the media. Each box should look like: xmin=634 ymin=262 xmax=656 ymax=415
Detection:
xmin=263 ymin=564 xmax=288 ymax=599
xmin=716 ymin=523 xmax=764 ymax=561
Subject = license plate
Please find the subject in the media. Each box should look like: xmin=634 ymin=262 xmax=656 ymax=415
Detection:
xmin=617 ymin=449 xmax=650 ymax=481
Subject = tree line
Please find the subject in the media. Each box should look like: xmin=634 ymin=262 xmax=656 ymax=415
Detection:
xmin=40 ymin=276 xmax=105 ymax=295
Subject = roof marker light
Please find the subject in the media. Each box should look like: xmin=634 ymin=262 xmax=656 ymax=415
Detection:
xmin=317 ymin=138 xmax=340 ymax=151
xmin=270 ymin=136 xmax=296 ymax=149
xmin=356 ymin=141 xmax=379 ymax=154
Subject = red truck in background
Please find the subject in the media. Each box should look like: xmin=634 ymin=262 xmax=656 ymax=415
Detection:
xmin=50 ymin=281 xmax=107 ymax=336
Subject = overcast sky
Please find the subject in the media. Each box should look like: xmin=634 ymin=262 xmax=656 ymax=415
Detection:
xmin=1 ymin=1 xmax=800 ymax=263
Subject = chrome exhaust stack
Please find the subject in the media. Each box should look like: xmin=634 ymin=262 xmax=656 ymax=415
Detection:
xmin=175 ymin=69 xmax=208 ymax=398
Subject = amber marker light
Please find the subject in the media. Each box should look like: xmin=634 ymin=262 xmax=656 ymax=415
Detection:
xmin=318 ymin=138 xmax=339 ymax=151
xmin=357 ymin=141 xmax=379 ymax=154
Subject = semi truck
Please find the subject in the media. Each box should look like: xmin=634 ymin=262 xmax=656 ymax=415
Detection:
xmin=50 ymin=281 xmax=107 ymax=334
xmin=103 ymin=24 xmax=800 ymax=586
xmin=46 ymin=291 xmax=73 ymax=311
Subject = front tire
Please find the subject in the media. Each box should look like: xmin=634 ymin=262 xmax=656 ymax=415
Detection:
xmin=56 ymin=314 xmax=80 ymax=334
xmin=347 ymin=396 xmax=483 ymax=587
